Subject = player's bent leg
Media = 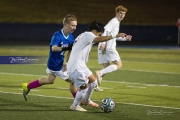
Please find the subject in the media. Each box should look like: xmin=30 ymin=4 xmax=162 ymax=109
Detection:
xmin=67 ymin=80 xmax=78 ymax=98
xmin=22 ymin=79 xmax=42 ymax=101
xmin=112 ymin=60 xmax=122 ymax=69
xmin=39 ymin=74 xmax=56 ymax=85
xmin=70 ymin=89 xmax=88 ymax=111
xmin=95 ymin=62 xmax=110 ymax=85
xmin=81 ymin=76 xmax=99 ymax=107
xmin=22 ymin=74 xmax=55 ymax=101
xmin=103 ymin=62 xmax=110 ymax=68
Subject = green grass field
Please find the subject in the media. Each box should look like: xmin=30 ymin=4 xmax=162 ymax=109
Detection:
xmin=0 ymin=45 xmax=180 ymax=120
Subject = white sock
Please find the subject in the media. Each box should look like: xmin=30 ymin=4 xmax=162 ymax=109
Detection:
xmin=83 ymin=80 xmax=98 ymax=102
xmin=72 ymin=88 xmax=88 ymax=107
xmin=100 ymin=65 xmax=117 ymax=76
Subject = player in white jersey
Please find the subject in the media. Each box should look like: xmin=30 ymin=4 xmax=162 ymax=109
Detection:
xmin=95 ymin=6 xmax=132 ymax=91
xmin=67 ymin=21 xmax=126 ymax=111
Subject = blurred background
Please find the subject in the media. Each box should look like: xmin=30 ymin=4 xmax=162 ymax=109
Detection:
xmin=0 ymin=0 xmax=180 ymax=46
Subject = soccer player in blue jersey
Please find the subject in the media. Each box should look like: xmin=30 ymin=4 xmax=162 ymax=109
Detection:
xmin=22 ymin=14 xmax=78 ymax=101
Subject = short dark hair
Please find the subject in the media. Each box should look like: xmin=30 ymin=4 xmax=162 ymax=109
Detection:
xmin=88 ymin=21 xmax=104 ymax=32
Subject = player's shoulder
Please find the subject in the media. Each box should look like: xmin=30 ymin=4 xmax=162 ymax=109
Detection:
xmin=107 ymin=17 xmax=118 ymax=25
xmin=104 ymin=17 xmax=118 ymax=31
xmin=53 ymin=30 xmax=62 ymax=37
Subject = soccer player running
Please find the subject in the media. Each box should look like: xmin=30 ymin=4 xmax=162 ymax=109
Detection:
xmin=22 ymin=14 xmax=78 ymax=101
xmin=67 ymin=21 xmax=126 ymax=111
xmin=95 ymin=6 xmax=132 ymax=91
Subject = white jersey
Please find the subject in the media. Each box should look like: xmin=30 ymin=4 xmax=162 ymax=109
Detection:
xmin=98 ymin=17 xmax=120 ymax=53
xmin=67 ymin=32 xmax=96 ymax=73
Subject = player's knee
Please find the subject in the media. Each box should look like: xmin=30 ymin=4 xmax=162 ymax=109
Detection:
xmin=80 ymin=83 xmax=88 ymax=90
xmin=46 ymin=79 xmax=55 ymax=84
xmin=117 ymin=62 xmax=122 ymax=69
xmin=45 ymin=77 xmax=55 ymax=84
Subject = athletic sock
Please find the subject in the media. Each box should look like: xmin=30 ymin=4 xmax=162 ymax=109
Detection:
xmin=72 ymin=89 xmax=88 ymax=107
xmin=72 ymin=91 xmax=77 ymax=98
xmin=83 ymin=80 xmax=97 ymax=102
xmin=28 ymin=80 xmax=42 ymax=89
xmin=100 ymin=65 xmax=117 ymax=76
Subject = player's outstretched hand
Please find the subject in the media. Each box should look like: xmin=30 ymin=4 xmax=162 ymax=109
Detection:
xmin=126 ymin=35 xmax=132 ymax=41
xmin=117 ymin=33 xmax=126 ymax=38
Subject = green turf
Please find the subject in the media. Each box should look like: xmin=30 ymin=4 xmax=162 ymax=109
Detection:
xmin=0 ymin=46 xmax=180 ymax=120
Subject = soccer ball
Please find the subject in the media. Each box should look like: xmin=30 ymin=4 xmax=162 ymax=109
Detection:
xmin=101 ymin=98 xmax=115 ymax=113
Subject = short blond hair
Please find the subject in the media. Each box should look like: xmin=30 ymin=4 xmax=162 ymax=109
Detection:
xmin=63 ymin=14 xmax=77 ymax=25
xmin=115 ymin=6 xmax=128 ymax=13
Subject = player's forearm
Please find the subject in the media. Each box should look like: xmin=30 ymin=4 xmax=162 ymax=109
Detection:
xmin=94 ymin=36 xmax=113 ymax=43
xmin=52 ymin=46 xmax=62 ymax=52
xmin=116 ymin=37 xmax=126 ymax=41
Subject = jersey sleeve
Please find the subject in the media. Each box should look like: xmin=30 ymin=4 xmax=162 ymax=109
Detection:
xmin=50 ymin=33 xmax=61 ymax=46
xmin=80 ymin=32 xmax=96 ymax=45
xmin=86 ymin=33 xmax=96 ymax=44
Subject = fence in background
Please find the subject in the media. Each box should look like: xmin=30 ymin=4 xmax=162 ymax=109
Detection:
xmin=0 ymin=23 xmax=178 ymax=45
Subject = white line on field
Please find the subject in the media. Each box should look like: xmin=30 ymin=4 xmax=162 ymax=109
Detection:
xmin=89 ymin=59 xmax=180 ymax=65
xmin=88 ymin=66 xmax=180 ymax=75
xmin=99 ymin=87 xmax=113 ymax=89
xmin=56 ymin=87 xmax=69 ymax=90
xmin=121 ymin=69 xmax=180 ymax=75
xmin=0 ymin=72 xmax=180 ymax=88
xmin=122 ymin=61 xmax=180 ymax=65
xmin=0 ymin=72 xmax=46 ymax=77
xmin=102 ymin=80 xmax=180 ymax=88
xmin=22 ymin=64 xmax=180 ymax=75
xmin=126 ymin=86 xmax=146 ymax=88
xmin=0 ymin=91 xmax=180 ymax=110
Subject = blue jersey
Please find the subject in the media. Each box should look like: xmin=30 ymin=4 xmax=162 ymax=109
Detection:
xmin=47 ymin=29 xmax=74 ymax=71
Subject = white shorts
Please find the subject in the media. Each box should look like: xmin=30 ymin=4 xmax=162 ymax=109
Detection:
xmin=46 ymin=68 xmax=69 ymax=80
xmin=98 ymin=50 xmax=121 ymax=64
xmin=68 ymin=68 xmax=92 ymax=89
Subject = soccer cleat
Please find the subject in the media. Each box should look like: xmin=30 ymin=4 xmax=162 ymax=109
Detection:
xmin=81 ymin=99 xmax=99 ymax=108
xmin=94 ymin=85 xmax=103 ymax=92
xmin=22 ymin=83 xmax=30 ymax=101
xmin=70 ymin=105 xmax=87 ymax=112
xmin=95 ymin=71 xmax=102 ymax=85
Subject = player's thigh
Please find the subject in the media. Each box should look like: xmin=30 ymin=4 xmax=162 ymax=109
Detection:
xmin=112 ymin=60 xmax=122 ymax=67
xmin=106 ymin=50 xmax=121 ymax=62
xmin=68 ymin=69 xmax=91 ymax=89
xmin=98 ymin=53 xmax=109 ymax=64
xmin=46 ymin=74 xmax=56 ymax=82
xmin=88 ymin=74 xmax=97 ymax=83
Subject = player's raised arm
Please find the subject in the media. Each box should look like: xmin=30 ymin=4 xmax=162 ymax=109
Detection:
xmin=93 ymin=33 xmax=126 ymax=43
